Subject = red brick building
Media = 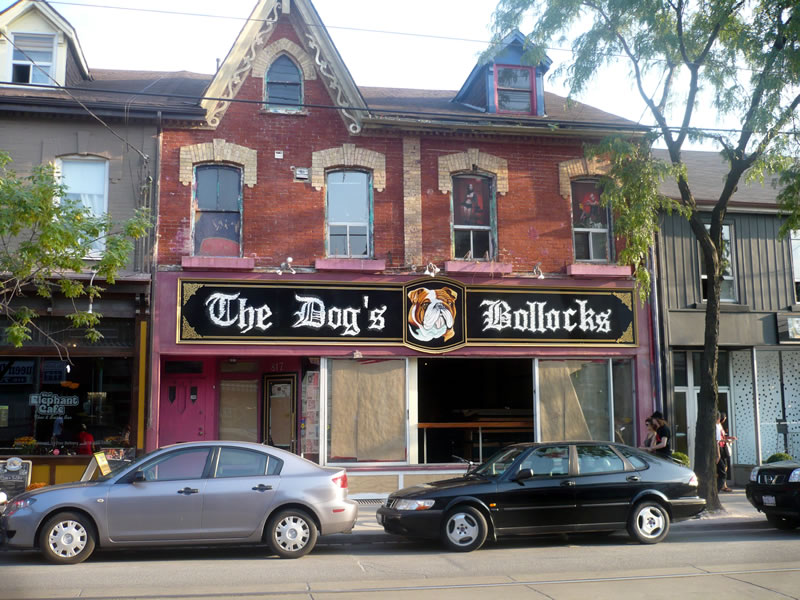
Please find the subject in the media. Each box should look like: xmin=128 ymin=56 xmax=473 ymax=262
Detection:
xmin=152 ymin=0 xmax=655 ymax=494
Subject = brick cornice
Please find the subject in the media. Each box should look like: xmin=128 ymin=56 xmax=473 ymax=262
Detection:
xmin=252 ymin=38 xmax=317 ymax=80
xmin=179 ymin=139 xmax=258 ymax=187
xmin=437 ymin=148 xmax=509 ymax=195
xmin=558 ymin=157 xmax=610 ymax=198
xmin=311 ymin=144 xmax=386 ymax=191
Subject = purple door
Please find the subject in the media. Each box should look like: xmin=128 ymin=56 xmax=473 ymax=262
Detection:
xmin=159 ymin=377 xmax=209 ymax=446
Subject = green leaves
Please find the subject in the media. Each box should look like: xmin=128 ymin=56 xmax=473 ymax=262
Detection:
xmin=0 ymin=150 xmax=151 ymax=349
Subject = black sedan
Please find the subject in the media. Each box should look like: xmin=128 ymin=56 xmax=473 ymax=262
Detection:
xmin=377 ymin=442 xmax=705 ymax=551
xmin=746 ymin=459 xmax=800 ymax=530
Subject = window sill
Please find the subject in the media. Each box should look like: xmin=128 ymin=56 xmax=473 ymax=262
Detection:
xmin=567 ymin=263 xmax=632 ymax=278
xmin=693 ymin=302 xmax=750 ymax=312
xmin=259 ymin=108 xmax=308 ymax=116
xmin=314 ymin=258 xmax=385 ymax=272
xmin=181 ymin=256 xmax=255 ymax=271
xmin=444 ymin=261 xmax=512 ymax=275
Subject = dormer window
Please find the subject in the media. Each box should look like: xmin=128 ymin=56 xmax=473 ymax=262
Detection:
xmin=495 ymin=65 xmax=534 ymax=114
xmin=11 ymin=33 xmax=54 ymax=84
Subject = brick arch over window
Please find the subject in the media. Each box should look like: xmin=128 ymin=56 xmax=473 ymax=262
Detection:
xmin=558 ymin=157 xmax=610 ymax=199
xmin=179 ymin=140 xmax=258 ymax=187
xmin=252 ymin=39 xmax=317 ymax=81
xmin=311 ymin=144 xmax=386 ymax=191
xmin=437 ymin=149 xmax=508 ymax=195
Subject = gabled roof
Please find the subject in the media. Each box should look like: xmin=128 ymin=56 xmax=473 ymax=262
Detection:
xmin=0 ymin=0 xmax=90 ymax=79
xmin=202 ymin=0 xmax=367 ymax=132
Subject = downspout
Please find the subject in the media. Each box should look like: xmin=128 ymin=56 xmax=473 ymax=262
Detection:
xmin=649 ymin=244 xmax=664 ymax=414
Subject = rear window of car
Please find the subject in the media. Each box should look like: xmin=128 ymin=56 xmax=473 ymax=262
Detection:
xmin=616 ymin=446 xmax=649 ymax=470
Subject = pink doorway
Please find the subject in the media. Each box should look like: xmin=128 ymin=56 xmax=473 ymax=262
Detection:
xmin=159 ymin=377 xmax=210 ymax=446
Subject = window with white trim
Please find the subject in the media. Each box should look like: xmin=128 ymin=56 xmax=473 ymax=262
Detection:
xmin=60 ymin=157 xmax=109 ymax=254
xmin=791 ymin=230 xmax=800 ymax=303
xmin=326 ymin=170 xmax=371 ymax=258
xmin=572 ymin=180 xmax=610 ymax=262
xmin=495 ymin=65 xmax=535 ymax=114
xmin=700 ymin=223 xmax=736 ymax=302
xmin=11 ymin=33 xmax=54 ymax=85
xmin=265 ymin=55 xmax=302 ymax=111
xmin=193 ymin=165 xmax=242 ymax=257
xmin=452 ymin=174 xmax=495 ymax=260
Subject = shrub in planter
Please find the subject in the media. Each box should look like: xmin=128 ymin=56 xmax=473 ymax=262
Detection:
xmin=671 ymin=451 xmax=690 ymax=467
xmin=765 ymin=452 xmax=794 ymax=463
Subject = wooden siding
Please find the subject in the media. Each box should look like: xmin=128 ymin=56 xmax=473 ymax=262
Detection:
xmin=659 ymin=212 xmax=795 ymax=312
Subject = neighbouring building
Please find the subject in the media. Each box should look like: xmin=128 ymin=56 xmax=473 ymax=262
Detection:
xmin=655 ymin=149 xmax=800 ymax=483
xmin=0 ymin=0 xmax=205 ymax=482
xmin=150 ymin=0 xmax=658 ymax=494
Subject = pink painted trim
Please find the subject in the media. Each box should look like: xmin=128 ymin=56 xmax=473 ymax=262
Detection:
xmin=314 ymin=258 xmax=386 ymax=272
xmin=444 ymin=261 xmax=512 ymax=275
xmin=567 ymin=263 xmax=632 ymax=278
xmin=181 ymin=256 xmax=255 ymax=270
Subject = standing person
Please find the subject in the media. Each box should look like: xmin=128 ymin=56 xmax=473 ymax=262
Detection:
xmin=77 ymin=424 xmax=95 ymax=455
xmin=719 ymin=413 xmax=735 ymax=492
xmin=715 ymin=412 xmax=728 ymax=491
xmin=649 ymin=411 xmax=672 ymax=457
xmin=638 ymin=417 xmax=659 ymax=451
xmin=50 ymin=415 xmax=64 ymax=447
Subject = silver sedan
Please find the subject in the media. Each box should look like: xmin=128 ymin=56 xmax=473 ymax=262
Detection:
xmin=0 ymin=441 xmax=357 ymax=564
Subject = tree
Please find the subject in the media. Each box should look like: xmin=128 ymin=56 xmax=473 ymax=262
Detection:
xmin=0 ymin=150 xmax=150 ymax=363
xmin=489 ymin=0 xmax=800 ymax=509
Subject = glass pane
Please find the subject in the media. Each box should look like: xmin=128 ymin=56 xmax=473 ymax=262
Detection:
xmin=195 ymin=168 xmax=218 ymax=210
xmin=31 ymin=68 xmax=50 ymax=84
xmin=268 ymin=55 xmax=301 ymax=83
xmin=12 ymin=64 xmax=30 ymax=83
xmin=617 ymin=446 xmax=648 ymax=469
xmin=219 ymin=380 xmax=258 ymax=442
xmin=718 ymin=352 xmax=730 ymax=387
xmin=453 ymin=176 xmax=491 ymax=226
xmin=673 ymin=352 xmax=688 ymax=387
xmin=14 ymin=49 xmax=51 ymax=62
xmin=328 ymin=359 xmax=406 ymax=461
xmin=720 ymin=278 xmax=736 ymax=301
xmin=574 ymin=231 xmax=590 ymax=260
xmin=497 ymin=90 xmax=531 ymax=112
xmin=215 ymin=447 xmax=267 ymax=478
xmin=454 ymin=229 xmax=472 ymax=259
xmin=267 ymin=82 xmax=301 ymax=106
xmin=497 ymin=67 xmax=531 ymax=90
xmin=194 ymin=212 xmax=240 ymax=256
xmin=472 ymin=230 xmax=491 ymax=260
xmin=143 ymin=448 xmax=210 ymax=481
xmin=329 ymin=225 xmax=347 ymax=256
xmin=612 ymin=359 xmax=634 ymax=446
xmin=216 ymin=168 xmax=241 ymax=211
xmin=349 ymin=226 xmax=368 ymax=257
xmin=793 ymin=239 xmax=800 ymax=282
xmin=62 ymin=160 xmax=106 ymax=197
xmin=673 ymin=391 xmax=688 ymax=455
xmin=572 ymin=181 xmax=606 ymax=228
xmin=327 ymin=171 xmax=369 ymax=222
xmin=577 ymin=445 xmax=624 ymax=474
xmin=518 ymin=446 xmax=569 ymax=477
xmin=538 ymin=360 xmax=610 ymax=441
xmin=13 ymin=34 xmax=53 ymax=56
xmin=196 ymin=166 xmax=240 ymax=211
xmin=591 ymin=231 xmax=608 ymax=261
xmin=692 ymin=351 xmax=702 ymax=385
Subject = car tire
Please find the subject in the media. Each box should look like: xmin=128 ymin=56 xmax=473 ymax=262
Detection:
xmin=441 ymin=505 xmax=488 ymax=552
xmin=266 ymin=509 xmax=318 ymax=559
xmin=38 ymin=511 xmax=96 ymax=565
xmin=766 ymin=514 xmax=800 ymax=530
xmin=627 ymin=500 xmax=670 ymax=544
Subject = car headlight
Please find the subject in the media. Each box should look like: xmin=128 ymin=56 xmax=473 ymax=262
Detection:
xmin=790 ymin=469 xmax=800 ymax=483
xmin=5 ymin=497 xmax=36 ymax=516
xmin=750 ymin=467 xmax=759 ymax=482
xmin=394 ymin=499 xmax=435 ymax=511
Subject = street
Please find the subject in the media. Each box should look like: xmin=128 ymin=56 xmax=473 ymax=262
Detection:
xmin=2 ymin=492 xmax=799 ymax=599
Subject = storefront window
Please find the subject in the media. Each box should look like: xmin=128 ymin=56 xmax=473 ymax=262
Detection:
xmin=0 ymin=357 xmax=133 ymax=454
xmin=326 ymin=359 xmax=406 ymax=462
xmin=612 ymin=359 xmax=635 ymax=446
xmin=218 ymin=380 xmax=258 ymax=442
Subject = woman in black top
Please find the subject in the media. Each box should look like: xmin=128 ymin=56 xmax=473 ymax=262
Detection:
xmin=649 ymin=411 xmax=672 ymax=457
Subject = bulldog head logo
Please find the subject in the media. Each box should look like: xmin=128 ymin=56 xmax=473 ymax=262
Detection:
xmin=407 ymin=286 xmax=458 ymax=342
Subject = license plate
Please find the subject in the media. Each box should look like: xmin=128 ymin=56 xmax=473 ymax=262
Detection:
xmin=763 ymin=495 xmax=776 ymax=506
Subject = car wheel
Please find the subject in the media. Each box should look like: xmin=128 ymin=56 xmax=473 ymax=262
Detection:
xmin=627 ymin=500 xmax=670 ymax=544
xmin=266 ymin=509 xmax=318 ymax=559
xmin=441 ymin=505 xmax=488 ymax=552
xmin=38 ymin=511 xmax=96 ymax=565
xmin=766 ymin=514 xmax=800 ymax=530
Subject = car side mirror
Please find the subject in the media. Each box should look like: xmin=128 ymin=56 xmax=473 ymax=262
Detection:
xmin=131 ymin=470 xmax=146 ymax=483
xmin=514 ymin=468 xmax=534 ymax=482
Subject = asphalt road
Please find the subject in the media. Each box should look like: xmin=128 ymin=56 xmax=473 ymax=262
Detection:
xmin=2 ymin=491 xmax=799 ymax=599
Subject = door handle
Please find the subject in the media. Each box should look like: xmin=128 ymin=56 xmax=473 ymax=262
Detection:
xmin=561 ymin=480 xmax=576 ymax=487
xmin=627 ymin=475 xmax=640 ymax=482
xmin=177 ymin=487 xmax=199 ymax=495
xmin=252 ymin=484 xmax=273 ymax=492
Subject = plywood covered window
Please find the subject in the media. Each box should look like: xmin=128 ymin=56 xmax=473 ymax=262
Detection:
xmin=265 ymin=55 xmax=302 ymax=111
xmin=327 ymin=359 xmax=406 ymax=462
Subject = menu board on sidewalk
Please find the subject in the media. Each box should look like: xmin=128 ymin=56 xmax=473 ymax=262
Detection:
xmin=0 ymin=457 xmax=32 ymax=499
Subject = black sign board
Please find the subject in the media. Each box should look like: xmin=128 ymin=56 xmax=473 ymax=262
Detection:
xmin=178 ymin=278 xmax=636 ymax=353
xmin=0 ymin=458 xmax=32 ymax=499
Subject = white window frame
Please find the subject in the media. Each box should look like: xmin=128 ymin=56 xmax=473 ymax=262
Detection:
xmin=57 ymin=156 xmax=109 ymax=257
xmin=571 ymin=179 xmax=611 ymax=263
xmin=700 ymin=223 xmax=737 ymax=303
xmin=325 ymin=169 xmax=372 ymax=259
xmin=451 ymin=173 xmax=497 ymax=261
xmin=791 ymin=230 xmax=800 ymax=304
xmin=9 ymin=32 xmax=56 ymax=85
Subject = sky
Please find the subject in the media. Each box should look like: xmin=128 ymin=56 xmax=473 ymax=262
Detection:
xmin=0 ymin=0 xmax=740 ymax=150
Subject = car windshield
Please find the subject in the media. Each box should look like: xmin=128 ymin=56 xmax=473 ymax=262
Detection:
xmin=472 ymin=446 xmax=526 ymax=477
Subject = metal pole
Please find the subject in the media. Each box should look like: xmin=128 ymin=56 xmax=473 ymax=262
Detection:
xmin=751 ymin=348 xmax=762 ymax=465
xmin=478 ymin=426 xmax=483 ymax=463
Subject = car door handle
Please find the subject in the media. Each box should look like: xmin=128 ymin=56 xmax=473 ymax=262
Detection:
xmin=177 ymin=487 xmax=199 ymax=495
xmin=252 ymin=484 xmax=273 ymax=492
xmin=561 ymin=480 xmax=576 ymax=487
xmin=627 ymin=475 xmax=640 ymax=482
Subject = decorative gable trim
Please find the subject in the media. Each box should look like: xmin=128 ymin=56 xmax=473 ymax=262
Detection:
xmin=558 ymin=157 xmax=610 ymax=198
xmin=179 ymin=140 xmax=258 ymax=187
xmin=252 ymin=38 xmax=316 ymax=80
xmin=438 ymin=149 xmax=509 ymax=195
xmin=311 ymin=144 xmax=386 ymax=191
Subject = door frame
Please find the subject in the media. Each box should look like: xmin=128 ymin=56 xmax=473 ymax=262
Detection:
xmin=263 ymin=372 xmax=298 ymax=453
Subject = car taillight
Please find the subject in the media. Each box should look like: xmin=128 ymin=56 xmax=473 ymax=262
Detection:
xmin=688 ymin=473 xmax=698 ymax=486
xmin=332 ymin=473 xmax=348 ymax=489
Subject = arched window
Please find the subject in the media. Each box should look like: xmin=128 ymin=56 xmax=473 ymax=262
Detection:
xmin=265 ymin=55 xmax=302 ymax=111
xmin=193 ymin=165 xmax=242 ymax=257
